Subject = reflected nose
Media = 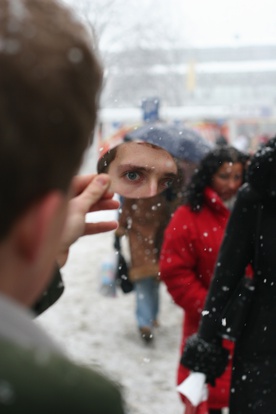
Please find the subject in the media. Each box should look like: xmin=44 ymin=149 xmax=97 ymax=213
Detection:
xmin=148 ymin=180 xmax=159 ymax=197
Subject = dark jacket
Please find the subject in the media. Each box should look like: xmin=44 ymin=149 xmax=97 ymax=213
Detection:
xmin=0 ymin=339 xmax=124 ymax=414
xmin=32 ymin=267 xmax=64 ymax=316
xmin=199 ymin=138 xmax=276 ymax=414
xmin=0 ymin=293 xmax=125 ymax=414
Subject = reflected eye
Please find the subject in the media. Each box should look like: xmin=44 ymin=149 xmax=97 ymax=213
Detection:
xmin=163 ymin=178 xmax=174 ymax=188
xmin=160 ymin=175 xmax=176 ymax=189
xmin=124 ymin=171 xmax=142 ymax=182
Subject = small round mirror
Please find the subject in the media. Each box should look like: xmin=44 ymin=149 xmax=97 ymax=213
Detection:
xmin=97 ymin=123 xmax=212 ymax=199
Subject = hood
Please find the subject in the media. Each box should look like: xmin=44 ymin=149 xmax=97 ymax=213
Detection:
xmin=247 ymin=137 xmax=276 ymax=198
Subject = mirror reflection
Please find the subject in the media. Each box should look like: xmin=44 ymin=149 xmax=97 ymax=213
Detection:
xmin=97 ymin=141 xmax=179 ymax=199
xmin=97 ymin=123 xmax=213 ymax=199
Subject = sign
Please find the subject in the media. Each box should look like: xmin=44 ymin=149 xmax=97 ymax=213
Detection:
xmin=141 ymin=97 xmax=160 ymax=122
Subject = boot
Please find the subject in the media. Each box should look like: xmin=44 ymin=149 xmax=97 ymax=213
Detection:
xmin=139 ymin=327 xmax=154 ymax=343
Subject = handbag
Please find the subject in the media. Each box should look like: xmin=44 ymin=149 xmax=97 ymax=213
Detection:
xmin=114 ymin=235 xmax=134 ymax=294
xmin=99 ymin=253 xmax=117 ymax=297
xmin=218 ymin=203 xmax=262 ymax=342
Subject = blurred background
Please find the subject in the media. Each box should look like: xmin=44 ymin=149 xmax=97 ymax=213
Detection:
xmin=64 ymin=0 xmax=276 ymax=158
xmin=38 ymin=4 xmax=276 ymax=413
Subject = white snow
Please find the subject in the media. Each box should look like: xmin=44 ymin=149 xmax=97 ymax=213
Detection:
xmin=37 ymin=224 xmax=184 ymax=414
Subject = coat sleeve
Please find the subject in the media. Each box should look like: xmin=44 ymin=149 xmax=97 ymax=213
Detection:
xmin=159 ymin=207 xmax=208 ymax=320
xmin=115 ymin=204 xmax=129 ymax=238
xmin=199 ymin=184 xmax=259 ymax=342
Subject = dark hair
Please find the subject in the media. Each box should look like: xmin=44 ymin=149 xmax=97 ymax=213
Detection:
xmin=97 ymin=141 xmax=176 ymax=174
xmin=0 ymin=0 xmax=103 ymax=239
xmin=187 ymin=146 xmax=248 ymax=211
xmin=97 ymin=146 xmax=118 ymax=173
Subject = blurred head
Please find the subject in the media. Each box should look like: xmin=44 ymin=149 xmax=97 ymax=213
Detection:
xmin=211 ymin=161 xmax=244 ymax=201
xmin=248 ymin=136 xmax=276 ymax=197
xmin=97 ymin=141 xmax=178 ymax=198
xmin=187 ymin=146 xmax=248 ymax=211
xmin=0 ymin=0 xmax=103 ymax=240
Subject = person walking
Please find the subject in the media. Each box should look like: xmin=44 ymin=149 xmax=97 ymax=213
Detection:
xmin=115 ymin=193 xmax=172 ymax=342
xmin=181 ymin=137 xmax=276 ymax=414
xmin=159 ymin=146 xmax=248 ymax=413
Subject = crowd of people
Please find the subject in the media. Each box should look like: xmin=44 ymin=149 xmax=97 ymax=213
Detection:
xmin=0 ymin=0 xmax=275 ymax=413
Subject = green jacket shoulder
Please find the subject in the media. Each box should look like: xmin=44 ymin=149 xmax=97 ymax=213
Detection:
xmin=0 ymin=340 xmax=125 ymax=414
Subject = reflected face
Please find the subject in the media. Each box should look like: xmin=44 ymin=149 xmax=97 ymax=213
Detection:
xmin=211 ymin=162 xmax=244 ymax=201
xmin=105 ymin=142 xmax=178 ymax=198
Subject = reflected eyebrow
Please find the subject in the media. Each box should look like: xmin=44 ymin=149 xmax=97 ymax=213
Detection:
xmin=161 ymin=172 xmax=178 ymax=179
xmin=117 ymin=164 xmax=177 ymax=178
xmin=117 ymin=164 xmax=154 ymax=173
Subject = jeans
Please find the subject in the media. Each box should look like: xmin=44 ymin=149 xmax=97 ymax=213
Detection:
xmin=134 ymin=277 xmax=159 ymax=329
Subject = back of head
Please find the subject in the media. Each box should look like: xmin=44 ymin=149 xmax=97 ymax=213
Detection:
xmin=0 ymin=0 xmax=103 ymax=239
xmin=247 ymin=137 xmax=276 ymax=198
xmin=187 ymin=145 xmax=248 ymax=211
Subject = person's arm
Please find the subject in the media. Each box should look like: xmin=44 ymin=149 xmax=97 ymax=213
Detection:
xmin=160 ymin=207 xmax=207 ymax=320
xmin=198 ymin=184 xmax=258 ymax=341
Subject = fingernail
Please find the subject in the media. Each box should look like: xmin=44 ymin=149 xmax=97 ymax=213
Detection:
xmin=95 ymin=175 xmax=109 ymax=186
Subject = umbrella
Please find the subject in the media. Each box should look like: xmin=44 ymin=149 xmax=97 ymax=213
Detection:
xmin=125 ymin=122 xmax=213 ymax=163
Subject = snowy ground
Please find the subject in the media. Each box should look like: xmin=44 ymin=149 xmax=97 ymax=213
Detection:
xmin=37 ymin=230 xmax=184 ymax=414
xmin=37 ymin=147 xmax=184 ymax=414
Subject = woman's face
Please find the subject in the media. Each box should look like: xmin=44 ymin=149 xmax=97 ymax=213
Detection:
xmin=211 ymin=161 xmax=244 ymax=201
xmin=107 ymin=141 xmax=178 ymax=198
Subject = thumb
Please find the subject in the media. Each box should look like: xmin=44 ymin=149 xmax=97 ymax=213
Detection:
xmin=94 ymin=174 xmax=111 ymax=187
xmin=79 ymin=174 xmax=111 ymax=213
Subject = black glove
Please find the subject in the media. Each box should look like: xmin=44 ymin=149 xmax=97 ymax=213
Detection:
xmin=180 ymin=333 xmax=229 ymax=386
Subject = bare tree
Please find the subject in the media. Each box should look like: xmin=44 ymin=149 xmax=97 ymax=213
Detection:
xmin=65 ymin=0 xmax=188 ymax=107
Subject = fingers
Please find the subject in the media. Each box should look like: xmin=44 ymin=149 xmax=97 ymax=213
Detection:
xmin=89 ymin=198 xmax=120 ymax=213
xmin=77 ymin=174 xmax=115 ymax=214
xmin=83 ymin=221 xmax=118 ymax=236
xmin=72 ymin=174 xmax=96 ymax=196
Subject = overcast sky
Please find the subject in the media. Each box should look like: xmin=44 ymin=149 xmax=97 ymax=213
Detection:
xmin=65 ymin=0 xmax=276 ymax=49
xmin=172 ymin=0 xmax=276 ymax=46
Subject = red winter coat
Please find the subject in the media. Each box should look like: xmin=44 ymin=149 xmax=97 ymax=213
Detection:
xmin=160 ymin=187 xmax=234 ymax=411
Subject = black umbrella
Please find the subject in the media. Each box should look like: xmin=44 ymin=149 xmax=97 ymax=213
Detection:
xmin=124 ymin=122 xmax=213 ymax=163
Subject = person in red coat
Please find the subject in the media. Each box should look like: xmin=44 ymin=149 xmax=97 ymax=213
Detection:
xmin=159 ymin=146 xmax=248 ymax=414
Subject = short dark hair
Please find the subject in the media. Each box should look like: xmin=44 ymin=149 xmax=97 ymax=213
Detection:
xmin=97 ymin=147 xmax=118 ymax=174
xmin=0 ymin=0 xmax=103 ymax=239
xmin=97 ymin=142 xmax=175 ymax=174
xmin=187 ymin=146 xmax=248 ymax=211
